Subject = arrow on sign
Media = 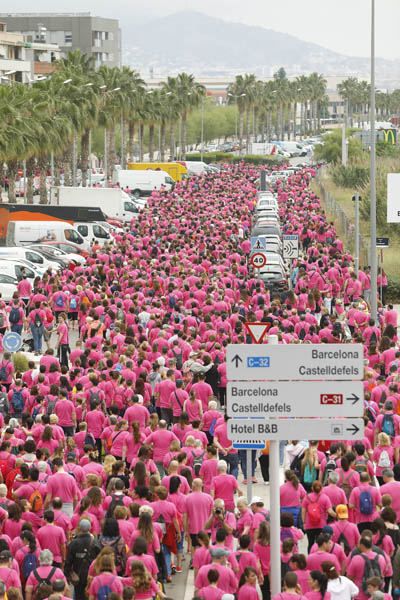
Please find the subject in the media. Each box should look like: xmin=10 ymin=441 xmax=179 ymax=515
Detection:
xmin=231 ymin=355 xmax=243 ymax=368
xmin=346 ymin=393 xmax=360 ymax=405
xmin=346 ymin=424 xmax=360 ymax=436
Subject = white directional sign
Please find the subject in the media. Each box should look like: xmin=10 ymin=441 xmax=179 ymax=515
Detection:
xmin=228 ymin=418 xmax=364 ymax=442
xmin=227 ymin=381 xmax=363 ymax=418
xmin=226 ymin=344 xmax=363 ymax=381
xmin=283 ymin=235 xmax=299 ymax=259
xmin=251 ymin=237 xmax=267 ymax=251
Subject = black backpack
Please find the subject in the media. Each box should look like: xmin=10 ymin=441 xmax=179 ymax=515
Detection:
xmin=106 ymin=494 xmax=125 ymax=518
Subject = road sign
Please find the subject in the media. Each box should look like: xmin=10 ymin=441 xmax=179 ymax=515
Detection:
xmin=227 ymin=381 xmax=363 ymax=418
xmin=227 ymin=343 xmax=363 ymax=381
xmin=283 ymin=235 xmax=299 ymax=259
xmin=376 ymin=237 xmax=389 ymax=247
xmin=228 ymin=418 xmax=364 ymax=442
xmin=2 ymin=332 xmax=22 ymax=353
xmin=251 ymin=237 xmax=266 ymax=251
xmin=250 ymin=252 xmax=267 ymax=268
xmin=244 ymin=322 xmax=270 ymax=344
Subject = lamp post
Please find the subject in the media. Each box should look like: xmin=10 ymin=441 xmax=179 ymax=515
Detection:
xmin=370 ymin=0 xmax=378 ymax=319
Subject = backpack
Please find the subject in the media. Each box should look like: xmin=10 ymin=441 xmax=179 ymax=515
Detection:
xmin=9 ymin=307 xmax=20 ymax=324
xmin=298 ymin=326 xmax=306 ymax=341
xmin=106 ymin=494 xmax=125 ymax=519
xmin=382 ymin=414 xmax=395 ymax=438
xmin=55 ymin=295 xmax=64 ymax=307
xmin=34 ymin=311 xmax=43 ymax=328
xmin=303 ymin=462 xmax=317 ymax=485
xmin=290 ymin=451 xmax=304 ymax=480
xmin=354 ymin=458 xmax=368 ymax=474
xmin=70 ymin=297 xmax=77 ymax=310
xmin=359 ymin=489 xmax=374 ymax=515
xmin=29 ymin=487 xmax=43 ymax=513
xmin=338 ymin=470 xmax=353 ymax=501
xmin=11 ymin=389 xmax=24 ymax=414
xmin=168 ymin=294 xmax=176 ymax=309
xmin=0 ymin=392 xmax=9 ymax=417
xmin=191 ymin=450 xmax=205 ymax=476
xmin=33 ymin=566 xmax=56 ymax=590
xmin=84 ymin=433 xmax=95 ymax=447
xmin=46 ymin=396 xmax=57 ymax=416
xmin=172 ymin=348 xmax=183 ymax=370
xmin=361 ymin=554 xmax=382 ymax=592
xmin=306 ymin=494 xmax=321 ymax=526
xmin=369 ymin=330 xmax=378 ymax=346
xmin=337 ymin=525 xmax=351 ymax=556
xmin=0 ymin=362 xmax=9 ymax=382
xmin=89 ymin=389 xmax=101 ymax=403
xmin=280 ymin=528 xmax=294 ymax=542
xmin=378 ymin=449 xmax=391 ymax=468
xmin=22 ymin=551 xmax=38 ymax=580
xmin=97 ymin=576 xmax=117 ymax=600
xmin=323 ymin=456 xmax=338 ymax=485
xmin=365 ymin=401 xmax=377 ymax=423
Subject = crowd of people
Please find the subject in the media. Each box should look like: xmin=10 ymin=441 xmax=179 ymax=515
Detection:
xmin=0 ymin=162 xmax=397 ymax=600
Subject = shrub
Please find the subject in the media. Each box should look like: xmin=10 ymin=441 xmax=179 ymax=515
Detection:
xmin=13 ymin=352 xmax=29 ymax=373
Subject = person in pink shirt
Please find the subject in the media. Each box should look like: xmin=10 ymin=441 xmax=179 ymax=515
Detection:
xmin=301 ymin=481 xmax=336 ymax=552
xmin=346 ymin=536 xmax=388 ymax=600
xmin=210 ymin=460 xmax=242 ymax=511
xmin=348 ymin=473 xmax=382 ymax=531
xmin=185 ymin=478 xmax=214 ymax=559
xmin=145 ymin=420 xmax=178 ymax=476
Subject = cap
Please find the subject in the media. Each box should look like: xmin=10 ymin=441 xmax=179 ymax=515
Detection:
xmin=210 ymin=547 xmax=230 ymax=558
xmin=78 ymin=519 xmax=91 ymax=532
xmin=249 ymin=496 xmax=263 ymax=505
xmin=322 ymin=525 xmax=334 ymax=536
xmin=336 ymin=504 xmax=348 ymax=519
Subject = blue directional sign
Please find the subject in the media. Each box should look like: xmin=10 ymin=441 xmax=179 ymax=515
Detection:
xmin=2 ymin=332 xmax=22 ymax=353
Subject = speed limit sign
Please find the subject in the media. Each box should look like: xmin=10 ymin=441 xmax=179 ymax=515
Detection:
xmin=250 ymin=252 xmax=267 ymax=268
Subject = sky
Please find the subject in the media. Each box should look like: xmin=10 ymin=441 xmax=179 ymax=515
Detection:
xmin=4 ymin=0 xmax=400 ymax=59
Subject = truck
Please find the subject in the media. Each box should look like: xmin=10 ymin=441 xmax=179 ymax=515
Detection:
xmin=49 ymin=186 xmax=139 ymax=224
xmin=113 ymin=169 xmax=175 ymax=197
xmin=127 ymin=162 xmax=188 ymax=182
xmin=0 ymin=204 xmax=111 ymax=246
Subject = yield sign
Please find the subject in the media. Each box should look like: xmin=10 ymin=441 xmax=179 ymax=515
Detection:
xmin=244 ymin=322 xmax=270 ymax=344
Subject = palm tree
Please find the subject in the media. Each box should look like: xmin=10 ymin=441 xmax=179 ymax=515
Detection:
xmin=174 ymin=73 xmax=205 ymax=160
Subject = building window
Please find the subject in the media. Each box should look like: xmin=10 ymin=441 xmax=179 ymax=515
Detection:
xmin=64 ymin=32 xmax=72 ymax=45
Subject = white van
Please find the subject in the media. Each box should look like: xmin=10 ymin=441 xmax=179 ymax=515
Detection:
xmin=6 ymin=221 xmax=88 ymax=250
xmin=115 ymin=170 xmax=174 ymax=197
xmin=0 ymin=258 xmax=39 ymax=281
xmin=0 ymin=247 xmax=62 ymax=272
xmin=74 ymin=222 xmax=111 ymax=245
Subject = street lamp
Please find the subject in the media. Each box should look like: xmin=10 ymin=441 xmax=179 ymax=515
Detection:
xmin=370 ymin=0 xmax=378 ymax=319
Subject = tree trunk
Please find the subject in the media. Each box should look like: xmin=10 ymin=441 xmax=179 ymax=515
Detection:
xmin=81 ymin=128 xmax=90 ymax=188
xmin=7 ymin=159 xmax=18 ymax=203
xmin=121 ymin=119 xmax=127 ymax=169
xmin=139 ymin=123 xmax=144 ymax=162
xmin=26 ymin=156 xmax=36 ymax=204
xmin=109 ymin=126 xmax=115 ymax=183
xmin=169 ymin=121 xmax=176 ymax=160
xmin=63 ymin=142 xmax=73 ymax=187
xmin=149 ymin=123 xmax=155 ymax=162
xmin=239 ymin=109 xmax=244 ymax=156
xmin=38 ymin=154 xmax=48 ymax=204
xmin=245 ymin=106 xmax=251 ymax=153
xmin=128 ymin=121 xmax=135 ymax=163
xmin=182 ymin=110 xmax=187 ymax=160
xmin=160 ymin=121 xmax=166 ymax=162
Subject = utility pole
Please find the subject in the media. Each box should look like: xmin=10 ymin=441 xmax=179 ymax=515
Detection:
xmin=370 ymin=0 xmax=377 ymax=320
